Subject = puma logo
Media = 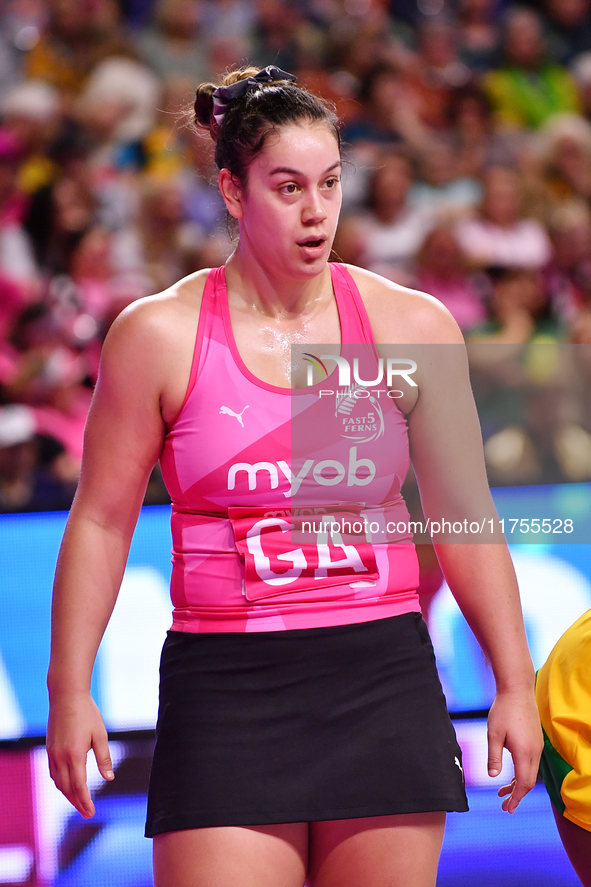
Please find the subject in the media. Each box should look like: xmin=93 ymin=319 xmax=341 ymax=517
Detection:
xmin=220 ymin=405 xmax=249 ymax=427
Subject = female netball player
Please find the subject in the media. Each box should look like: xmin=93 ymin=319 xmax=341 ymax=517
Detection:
xmin=47 ymin=66 xmax=543 ymax=887
xmin=535 ymin=609 xmax=591 ymax=887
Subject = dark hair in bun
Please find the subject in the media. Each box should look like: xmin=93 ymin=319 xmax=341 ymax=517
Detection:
xmin=193 ymin=66 xmax=340 ymax=185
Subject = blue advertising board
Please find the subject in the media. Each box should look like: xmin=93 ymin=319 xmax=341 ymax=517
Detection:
xmin=1 ymin=489 xmax=590 ymax=739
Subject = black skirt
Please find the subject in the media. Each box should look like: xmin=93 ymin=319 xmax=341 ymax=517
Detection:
xmin=145 ymin=612 xmax=468 ymax=836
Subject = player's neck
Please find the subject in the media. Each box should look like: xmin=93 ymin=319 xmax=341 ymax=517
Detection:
xmin=224 ymin=250 xmax=332 ymax=321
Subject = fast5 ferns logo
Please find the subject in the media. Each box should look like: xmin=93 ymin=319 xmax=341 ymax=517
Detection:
xmin=336 ymin=387 xmax=384 ymax=443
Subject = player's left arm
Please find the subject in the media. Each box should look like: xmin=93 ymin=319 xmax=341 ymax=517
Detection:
xmin=353 ymin=266 xmax=543 ymax=812
xmin=407 ymin=303 xmax=542 ymax=811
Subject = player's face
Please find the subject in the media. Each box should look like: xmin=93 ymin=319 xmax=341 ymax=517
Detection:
xmin=234 ymin=122 xmax=342 ymax=280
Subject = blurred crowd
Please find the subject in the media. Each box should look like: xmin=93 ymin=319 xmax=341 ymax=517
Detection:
xmin=2 ymin=0 xmax=591 ymax=511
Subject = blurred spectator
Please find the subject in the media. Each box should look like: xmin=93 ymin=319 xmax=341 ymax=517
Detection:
xmin=448 ymin=85 xmax=523 ymax=179
xmin=117 ymin=178 xmax=205 ymax=291
xmin=0 ymin=128 xmax=38 ymax=290
xmin=468 ymin=268 xmax=560 ymax=344
xmin=483 ymin=7 xmax=580 ymax=130
xmin=119 ymin=0 xmax=154 ymax=29
xmin=75 ymin=56 xmax=161 ymax=233
xmin=534 ymin=112 xmax=591 ymax=207
xmin=343 ymin=63 xmax=405 ymax=147
xmin=207 ymin=33 xmax=253 ymax=82
xmin=2 ymin=299 xmax=92 ymax=478
xmin=142 ymin=78 xmax=194 ymax=181
xmin=133 ymin=0 xmax=210 ymax=85
xmin=569 ymin=306 xmax=591 ymax=342
xmin=568 ymin=310 xmax=591 ymax=439
xmin=24 ymin=169 xmax=96 ymax=275
xmin=0 ymin=79 xmax=61 ymax=195
xmin=250 ymin=0 xmax=325 ymax=74
xmin=201 ymin=0 xmax=256 ymax=43
xmin=414 ymin=225 xmax=487 ymax=331
xmin=0 ymin=1 xmax=46 ymax=100
xmin=179 ymin=131 xmax=227 ymax=237
xmin=448 ymin=86 xmax=493 ymax=179
xmin=327 ymin=5 xmax=408 ymax=84
xmin=340 ymin=149 xmax=436 ymax=284
xmin=141 ymin=80 xmax=226 ymax=239
xmin=270 ymin=3 xmax=359 ymax=124
xmin=69 ymin=227 xmax=131 ymax=324
xmin=545 ymin=200 xmax=591 ymax=324
xmin=78 ymin=56 xmax=160 ymax=173
xmin=409 ymin=138 xmax=482 ymax=215
xmin=409 ymin=17 xmax=471 ymax=127
xmin=356 ymin=17 xmax=471 ymax=143
xmin=24 ymin=0 xmax=132 ymax=97
xmin=542 ymin=0 xmax=591 ymax=66
xmin=0 ymin=404 xmax=75 ymax=511
xmin=0 ymin=274 xmax=28 ymax=343
xmin=569 ymin=51 xmax=591 ymax=123
xmin=455 ymin=165 xmax=553 ymax=270
xmin=457 ymin=0 xmax=500 ymax=71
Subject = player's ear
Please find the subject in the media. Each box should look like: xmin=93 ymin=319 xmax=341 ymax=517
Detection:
xmin=219 ymin=169 xmax=244 ymax=220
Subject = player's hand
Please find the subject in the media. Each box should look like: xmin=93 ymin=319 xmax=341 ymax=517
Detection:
xmin=487 ymin=687 xmax=543 ymax=813
xmin=46 ymin=691 xmax=114 ymax=818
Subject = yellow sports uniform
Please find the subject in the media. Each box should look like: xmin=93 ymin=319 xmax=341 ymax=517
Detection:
xmin=535 ymin=609 xmax=591 ymax=832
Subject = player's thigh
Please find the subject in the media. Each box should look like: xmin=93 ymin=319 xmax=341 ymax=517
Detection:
xmin=153 ymin=822 xmax=309 ymax=887
xmin=309 ymin=812 xmax=446 ymax=887
xmin=553 ymin=806 xmax=591 ymax=887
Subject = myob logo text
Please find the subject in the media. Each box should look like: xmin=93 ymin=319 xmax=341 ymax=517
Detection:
xmin=227 ymin=448 xmax=376 ymax=498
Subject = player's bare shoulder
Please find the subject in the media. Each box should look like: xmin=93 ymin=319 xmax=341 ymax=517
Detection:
xmin=344 ymin=264 xmax=464 ymax=345
xmin=101 ymin=268 xmax=211 ymax=366
xmin=96 ymin=268 xmax=212 ymax=424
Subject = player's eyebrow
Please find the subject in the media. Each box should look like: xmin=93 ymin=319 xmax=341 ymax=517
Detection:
xmin=268 ymin=161 xmax=342 ymax=177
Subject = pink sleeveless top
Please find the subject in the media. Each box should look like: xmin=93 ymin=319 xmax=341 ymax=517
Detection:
xmin=159 ymin=264 xmax=420 ymax=632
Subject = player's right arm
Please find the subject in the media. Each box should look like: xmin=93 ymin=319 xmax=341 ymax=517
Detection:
xmin=46 ymin=297 xmax=172 ymax=818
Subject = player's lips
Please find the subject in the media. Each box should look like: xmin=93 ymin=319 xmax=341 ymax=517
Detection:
xmin=297 ymin=236 xmax=327 ymax=249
